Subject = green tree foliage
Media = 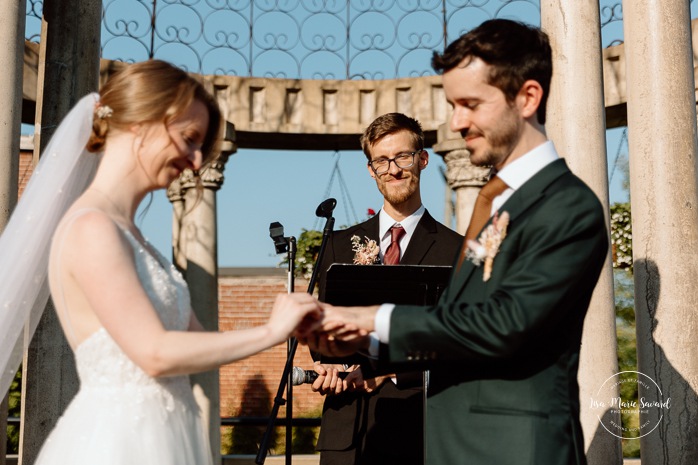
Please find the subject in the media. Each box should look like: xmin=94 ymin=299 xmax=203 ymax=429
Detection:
xmin=6 ymin=368 xmax=21 ymax=454
xmin=614 ymin=268 xmax=640 ymax=458
xmin=294 ymin=229 xmax=323 ymax=281
xmin=609 ymin=140 xmax=637 ymax=456
xmin=221 ymin=406 xmax=322 ymax=456
xmin=611 ymin=203 xmax=632 ymax=270
xmin=291 ymin=424 xmax=319 ymax=454
xmin=290 ymin=405 xmax=322 ymax=454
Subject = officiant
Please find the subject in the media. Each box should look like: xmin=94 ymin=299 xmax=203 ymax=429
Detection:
xmin=310 ymin=112 xmax=462 ymax=465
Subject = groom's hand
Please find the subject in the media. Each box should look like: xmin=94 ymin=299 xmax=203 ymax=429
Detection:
xmin=319 ymin=303 xmax=379 ymax=333
xmin=297 ymin=303 xmax=380 ymax=356
xmin=301 ymin=321 xmax=370 ymax=358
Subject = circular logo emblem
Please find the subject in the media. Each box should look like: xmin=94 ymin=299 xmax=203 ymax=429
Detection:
xmin=588 ymin=370 xmax=670 ymax=439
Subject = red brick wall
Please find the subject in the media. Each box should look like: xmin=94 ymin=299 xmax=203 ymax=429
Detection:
xmin=18 ymin=148 xmax=33 ymax=197
xmin=218 ymin=269 xmax=324 ymax=419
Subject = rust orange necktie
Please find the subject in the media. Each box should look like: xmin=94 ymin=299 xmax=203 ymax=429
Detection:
xmin=457 ymin=175 xmax=509 ymax=269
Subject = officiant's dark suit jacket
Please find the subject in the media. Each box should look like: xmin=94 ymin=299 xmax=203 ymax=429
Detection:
xmin=382 ymin=159 xmax=608 ymax=465
xmin=315 ymin=210 xmax=462 ymax=465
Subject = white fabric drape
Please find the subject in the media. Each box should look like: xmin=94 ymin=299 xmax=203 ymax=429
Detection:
xmin=0 ymin=93 xmax=101 ymax=397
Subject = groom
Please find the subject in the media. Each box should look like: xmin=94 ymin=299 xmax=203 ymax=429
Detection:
xmin=306 ymin=19 xmax=609 ymax=465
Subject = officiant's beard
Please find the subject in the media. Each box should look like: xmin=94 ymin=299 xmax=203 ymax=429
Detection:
xmin=374 ymin=166 xmax=421 ymax=206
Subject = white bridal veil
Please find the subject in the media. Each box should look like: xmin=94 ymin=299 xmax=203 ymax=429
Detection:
xmin=0 ymin=93 xmax=101 ymax=397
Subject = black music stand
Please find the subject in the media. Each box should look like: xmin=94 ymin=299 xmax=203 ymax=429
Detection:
xmin=319 ymin=263 xmax=451 ymax=366
xmin=321 ymin=263 xmax=451 ymax=306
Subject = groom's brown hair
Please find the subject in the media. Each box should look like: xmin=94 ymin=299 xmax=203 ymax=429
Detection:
xmin=432 ymin=19 xmax=552 ymax=125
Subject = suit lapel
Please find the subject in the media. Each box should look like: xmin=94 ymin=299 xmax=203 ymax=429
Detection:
xmin=447 ymin=159 xmax=572 ymax=299
xmin=359 ymin=214 xmax=381 ymax=242
xmin=401 ymin=210 xmax=438 ymax=265
xmin=499 ymin=158 xmax=570 ymax=225
xmin=331 ymin=215 xmax=380 ymax=264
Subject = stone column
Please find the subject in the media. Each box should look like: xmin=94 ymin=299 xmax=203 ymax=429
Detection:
xmin=19 ymin=2 xmax=101 ymax=465
xmin=168 ymin=178 xmax=187 ymax=270
xmin=623 ymin=1 xmax=698 ymax=463
xmin=541 ymin=3 xmax=621 ymax=463
xmin=0 ymin=0 xmax=24 ymax=227
xmin=168 ymin=127 xmax=235 ymax=465
xmin=443 ymin=181 xmax=454 ymax=231
xmin=0 ymin=1 xmax=25 ymax=462
xmin=433 ymin=123 xmax=489 ymax=234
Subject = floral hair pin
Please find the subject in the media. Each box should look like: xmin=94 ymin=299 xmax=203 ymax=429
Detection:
xmin=95 ymin=104 xmax=114 ymax=120
xmin=465 ymin=211 xmax=510 ymax=281
xmin=351 ymin=235 xmax=380 ymax=265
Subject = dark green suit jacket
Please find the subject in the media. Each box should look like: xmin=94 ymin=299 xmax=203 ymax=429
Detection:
xmin=385 ymin=159 xmax=608 ymax=465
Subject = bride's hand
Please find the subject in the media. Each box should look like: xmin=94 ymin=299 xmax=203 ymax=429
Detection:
xmin=267 ymin=293 xmax=323 ymax=343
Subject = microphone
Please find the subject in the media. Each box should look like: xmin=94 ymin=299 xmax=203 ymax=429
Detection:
xmin=269 ymin=221 xmax=287 ymax=254
xmin=290 ymin=366 xmax=349 ymax=386
xmin=291 ymin=367 xmax=319 ymax=385
xmin=316 ymin=198 xmax=337 ymax=219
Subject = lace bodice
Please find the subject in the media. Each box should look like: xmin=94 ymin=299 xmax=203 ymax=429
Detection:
xmin=73 ymin=229 xmax=196 ymax=411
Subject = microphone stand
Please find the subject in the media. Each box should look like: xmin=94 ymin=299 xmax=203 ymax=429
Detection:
xmin=256 ymin=199 xmax=336 ymax=465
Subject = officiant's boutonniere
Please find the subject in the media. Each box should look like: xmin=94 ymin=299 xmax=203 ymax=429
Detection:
xmin=351 ymin=235 xmax=380 ymax=265
xmin=465 ymin=211 xmax=510 ymax=281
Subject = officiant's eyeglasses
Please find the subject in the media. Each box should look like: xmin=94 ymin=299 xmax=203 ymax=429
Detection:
xmin=369 ymin=151 xmax=420 ymax=175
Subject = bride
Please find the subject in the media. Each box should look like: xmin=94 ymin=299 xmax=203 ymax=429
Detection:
xmin=0 ymin=60 xmax=322 ymax=464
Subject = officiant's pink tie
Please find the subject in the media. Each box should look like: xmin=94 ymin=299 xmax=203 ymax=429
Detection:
xmin=383 ymin=225 xmax=406 ymax=265
xmin=457 ymin=175 xmax=509 ymax=269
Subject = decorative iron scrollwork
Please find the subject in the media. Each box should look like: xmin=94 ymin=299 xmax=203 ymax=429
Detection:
xmin=25 ymin=1 xmax=669 ymax=79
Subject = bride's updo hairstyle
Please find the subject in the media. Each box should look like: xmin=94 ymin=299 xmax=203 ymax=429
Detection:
xmin=86 ymin=59 xmax=222 ymax=166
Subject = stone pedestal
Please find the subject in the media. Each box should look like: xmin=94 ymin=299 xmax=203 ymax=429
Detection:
xmin=541 ymin=2 xmax=621 ymax=463
xmin=433 ymin=123 xmax=489 ymax=234
xmin=623 ymin=1 xmax=698 ymax=463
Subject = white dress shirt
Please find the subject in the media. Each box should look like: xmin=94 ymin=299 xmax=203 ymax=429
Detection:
xmin=373 ymin=141 xmax=560 ymax=347
xmin=492 ymin=140 xmax=559 ymax=214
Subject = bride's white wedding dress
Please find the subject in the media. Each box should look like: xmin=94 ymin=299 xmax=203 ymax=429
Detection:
xmin=35 ymin=224 xmax=213 ymax=465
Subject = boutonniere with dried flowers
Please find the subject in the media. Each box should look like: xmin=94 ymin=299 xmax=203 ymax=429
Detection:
xmin=465 ymin=211 xmax=510 ymax=281
xmin=351 ymin=235 xmax=380 ymax=265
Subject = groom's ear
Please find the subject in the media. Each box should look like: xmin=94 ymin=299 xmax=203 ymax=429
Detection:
xmin=517 ymin=79 xmax=544 ymax=121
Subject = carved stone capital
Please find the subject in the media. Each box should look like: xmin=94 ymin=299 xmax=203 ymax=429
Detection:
xmin=167 ymin=177 xmax=185 ymax=203
xmin=166 ymin=142 xmax=236 ymax=202
xmin=200 ymin=150 xmax=232 ymax=190
xmin=442 ymin=149 xmax=490 ymax=190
